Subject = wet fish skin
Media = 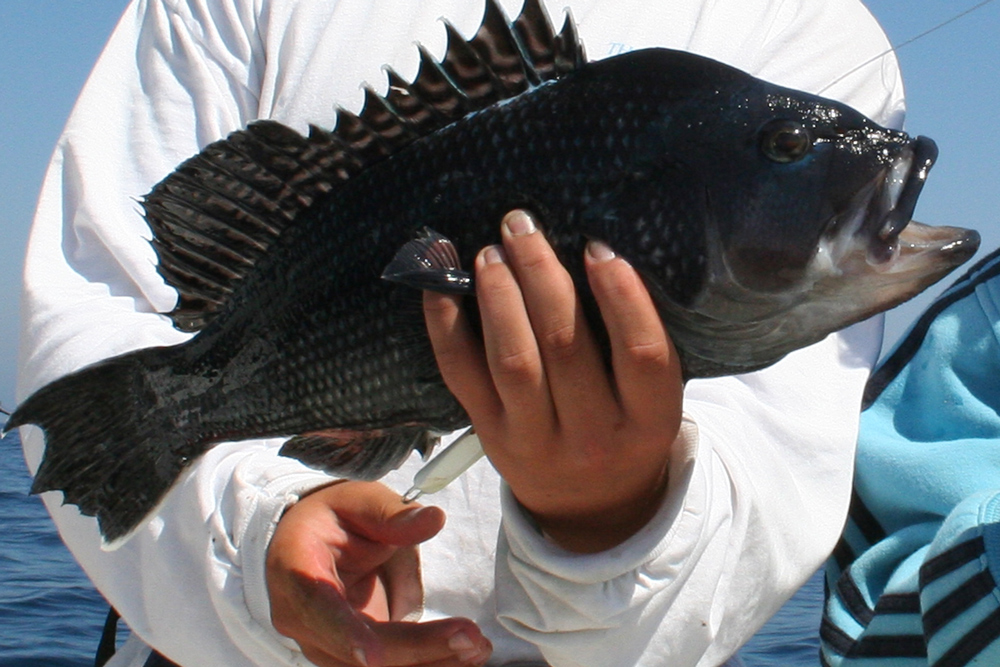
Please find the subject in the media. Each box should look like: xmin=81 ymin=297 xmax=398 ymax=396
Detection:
xmin=7 ymin=3 xmax=980 ymax=543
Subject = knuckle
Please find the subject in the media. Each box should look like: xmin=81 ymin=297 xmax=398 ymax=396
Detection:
xmin=625 ymin=338 xmax=672 ymax=369
xmin=492 ymin=346 xmax=540 ymax=383
xmin=516 ymin=248 xmax=552 ymax=274
xmin=539 ymin=321 xmax=579 ymax=360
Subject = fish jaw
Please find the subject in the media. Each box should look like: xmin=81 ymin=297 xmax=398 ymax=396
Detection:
xmin=661 ymin=136 xmax=980 ymax=378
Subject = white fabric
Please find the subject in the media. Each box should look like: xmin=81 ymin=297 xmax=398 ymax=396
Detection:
xmin=16 ymin=0 xmax=904 ymax=665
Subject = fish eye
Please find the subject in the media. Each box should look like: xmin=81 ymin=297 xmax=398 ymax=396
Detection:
xmin=760 ymin=120 xmax=813 ymax=163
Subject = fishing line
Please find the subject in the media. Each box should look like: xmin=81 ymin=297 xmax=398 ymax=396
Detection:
xmin=818 ymin=0 xmax=998 ymax=94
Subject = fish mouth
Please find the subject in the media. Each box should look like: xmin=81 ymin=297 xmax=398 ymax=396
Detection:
xmin=866 ymin=135 xmax=939 ymax=264
xmin=819 ymin=135 xmax=979 ymax=280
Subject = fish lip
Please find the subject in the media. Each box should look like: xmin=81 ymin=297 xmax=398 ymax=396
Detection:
xmin=867 ymin=135 xmax=938 ymax=263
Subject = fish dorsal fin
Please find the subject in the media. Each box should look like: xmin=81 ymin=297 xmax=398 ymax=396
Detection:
xmin=144 ymin=0 xmax=585 ymax=332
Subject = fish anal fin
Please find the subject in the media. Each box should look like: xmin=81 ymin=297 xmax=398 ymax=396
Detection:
xmin=280 ymin=428 xmax=435 ymax=480
xmin=359 ymin=86 xmax=420 ymax=151
xmin=384 ymin=67 xmax=452 ymax=136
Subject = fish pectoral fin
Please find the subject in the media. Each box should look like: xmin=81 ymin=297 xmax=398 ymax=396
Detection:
xmin=280 ymin=427 xmax=436 ymax=480
xmin=381 ymin=227 xmax=474 ymax=295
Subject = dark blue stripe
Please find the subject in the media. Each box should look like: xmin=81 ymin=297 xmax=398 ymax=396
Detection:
xmin=837 ymin=571 xmax=874 ymax=626
xmin=932 ymin=606 xmax=1000 ymax=667
xmin=876 ymin=593 xmax=922 ymax=615
xmin=924 ymin=569 xmax=997 ymax=638
xmin=920 ymin=538 xmax=986 ymax=587
xmin=849 ymin=488 xmax=887 ymax=548
xmin=821 ymin=617 xmax=926 ymax=658
xmin=821 ymin=617 xmax=857 ymax=656
xmin=833 ymin=535 xmax=855 ymax=572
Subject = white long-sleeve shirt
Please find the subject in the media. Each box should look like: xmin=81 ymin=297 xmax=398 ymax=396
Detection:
xmin=16 ymin=1 xmax=904 ymax=665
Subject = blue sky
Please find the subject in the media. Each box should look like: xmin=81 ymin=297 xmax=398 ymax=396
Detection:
xmin=1 ymin=0 xmax=998 ymax=412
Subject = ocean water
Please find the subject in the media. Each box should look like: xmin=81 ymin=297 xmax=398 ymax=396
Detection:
xmin=0 ymin=427 xmax=822 ymax=666
xmin=0 ymin=429 xmax=113 ymax=666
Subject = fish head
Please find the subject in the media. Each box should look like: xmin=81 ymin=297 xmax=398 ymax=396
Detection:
xmin=604 ymin=52 xmax=981 ymax=377
xmin=701 ymin=87 xmax=937 ymax=292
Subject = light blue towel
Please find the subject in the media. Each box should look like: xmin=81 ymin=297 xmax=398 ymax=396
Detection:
xmin=823 ymin=247 xmax=1000 ymax=667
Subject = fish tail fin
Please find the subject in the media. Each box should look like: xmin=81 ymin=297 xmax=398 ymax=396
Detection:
xmin=8 ymin=349 xmax=198 ymax=545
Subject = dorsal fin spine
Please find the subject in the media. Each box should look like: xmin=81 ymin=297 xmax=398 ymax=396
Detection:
xmin=358 ymin=86 xmax=419 ymax=150
xmin=470 ymin=0 xmax=535 ymax=95
xmin=383 ymin=67 xmax=452 ymax=135
xmin=555 ymin=10 xmax=585 ymax=73
xmin=411 ymin=45 xmax=472 ymax=119
xmin=441 ymin=21 xmax=504 ymax=110
xmin=512 ymin=0 xmax=559 ymax=82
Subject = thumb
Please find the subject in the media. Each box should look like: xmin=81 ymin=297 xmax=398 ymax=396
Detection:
xmin=353 ymin=503 xmax=446 ymax=549
xmin=384 ymin=504 xmax=447 ymax=544
xmin=323 ymin=481 xmax=446 ymax=547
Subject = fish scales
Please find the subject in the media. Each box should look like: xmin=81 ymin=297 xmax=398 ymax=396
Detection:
xmin=191 ymin=56 xmax=678 ymax=439
xmin=7 ymin=0 xmax=980 ymax=542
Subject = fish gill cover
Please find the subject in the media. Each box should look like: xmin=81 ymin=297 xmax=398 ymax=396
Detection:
xmin=7 ymin=0 xmax=980 ymax=542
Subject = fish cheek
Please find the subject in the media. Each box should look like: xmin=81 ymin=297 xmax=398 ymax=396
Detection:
xmin=717 ymin=153 xmax=837 ymax=292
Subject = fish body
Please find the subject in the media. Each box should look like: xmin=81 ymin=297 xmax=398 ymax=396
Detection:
xmin=8 ymin=0 xmax=979 ymax=542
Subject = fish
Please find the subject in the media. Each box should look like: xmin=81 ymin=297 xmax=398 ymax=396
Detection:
xmin=6 ymin=0 xmax=980 ymax=543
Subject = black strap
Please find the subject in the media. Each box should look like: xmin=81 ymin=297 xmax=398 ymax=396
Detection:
xmin=94 ymin=605 xmax=182 ymax=667
xmin=144 ymin=652 xmax=182 ymax=667
xmin=95 ymin=607 xmax=120 ymax=667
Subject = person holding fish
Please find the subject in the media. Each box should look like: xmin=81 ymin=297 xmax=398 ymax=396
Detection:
xmin=11 ymin=0 xmax=977 ymax=665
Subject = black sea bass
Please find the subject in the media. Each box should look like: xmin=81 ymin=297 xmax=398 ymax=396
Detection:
xmin=9 ymin=0 xmax=979 ymax=541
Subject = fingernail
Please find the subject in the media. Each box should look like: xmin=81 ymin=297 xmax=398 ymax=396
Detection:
xmin=391 ymin=506 xmax=428 ymax=526
xmin=448 ymin=632 xmax=476 ymax=652
xmin=450 ymin=631 xmax=488 ymax=665
xmin=504 ymin=210 xmax=536 ymax=237
xmin=352 ymin=646 xmax=368 ymax=666
xmin=587 ymin=240 xmax=616 ymax=262
xmin=482 ymin=245 xmax=505 ymax=265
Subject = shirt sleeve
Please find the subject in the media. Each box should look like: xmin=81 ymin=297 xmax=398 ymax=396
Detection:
xmin=17 ymin=1 xmax=333 ymax=664
xmin=491 ymin=1 xmax=904 ymax=665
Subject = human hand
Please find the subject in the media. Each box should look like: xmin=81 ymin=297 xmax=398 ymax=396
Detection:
xmin=266 ymin=481 xmax=492 ymax=666
xmin=424 ymin=210 xmax=683 ymax=553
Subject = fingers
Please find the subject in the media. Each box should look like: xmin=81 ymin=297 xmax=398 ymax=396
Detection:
xmin=423 ymin=290 xmax=499 ymax=426
xmin=301 ymin=616 xmax=491 ymax=667
xmin=376 ymin=620 xmax=491 ymax=666
xmin=584 ymin=241 xmax=683 ymax=432
xmin=480 ymin=211 xmax=616 ymax=427
xmin=381 ymin=545 xmax=423 ymax=622
xmin=425 ymin=210 xmax=619 ymax=442
xmin=268 ymin=481 xmax=483 ymax=667
xmin=285 ymin=574 xmax=384 ymax=666
xmin=319 ymin=481 xmax=446 ymax=548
